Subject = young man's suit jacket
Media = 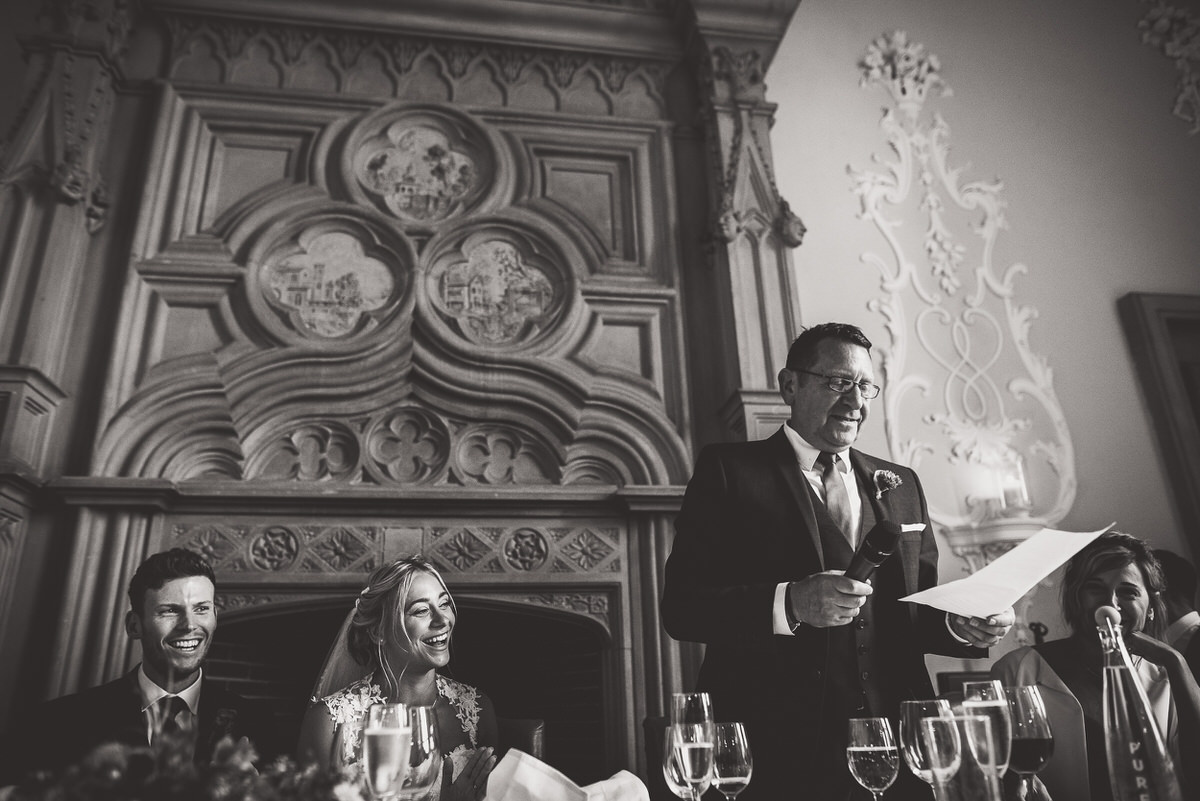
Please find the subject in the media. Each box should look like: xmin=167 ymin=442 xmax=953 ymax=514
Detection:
xmin=1 ymin=668 xmax=274 ymax=785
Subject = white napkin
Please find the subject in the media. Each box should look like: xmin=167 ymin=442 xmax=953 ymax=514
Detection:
xmin=485 ymin=750 xmax=648 ymax=801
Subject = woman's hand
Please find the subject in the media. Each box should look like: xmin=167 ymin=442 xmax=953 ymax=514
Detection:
xmin=441 ymin=747 xmax=497 ymax=801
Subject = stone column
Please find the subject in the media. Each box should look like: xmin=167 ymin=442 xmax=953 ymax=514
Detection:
xmin=684 ymin=1 xmax=804 ymax=442
xmin=0 ymin=0 xmax=135 ymax=704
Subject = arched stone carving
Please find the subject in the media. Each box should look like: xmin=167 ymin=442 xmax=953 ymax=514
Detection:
xmin=452 ymin=424 xmax=558 ymax=485
xmin=363 ymin=408 xmax=452 ymax=484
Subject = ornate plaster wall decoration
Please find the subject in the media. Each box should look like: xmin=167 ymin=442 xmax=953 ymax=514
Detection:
xmin=1138 ymin=1 xmax=1200 ymax=134
xmin=850 ymin=32 xmax=1077 ymax=601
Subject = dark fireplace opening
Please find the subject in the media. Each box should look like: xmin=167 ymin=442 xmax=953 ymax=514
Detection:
xmin=206 ymin=597 xmax=609 ymax=783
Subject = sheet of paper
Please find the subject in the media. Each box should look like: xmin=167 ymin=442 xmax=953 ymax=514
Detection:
xmin=900 ymin=524 xmax=1113 ymax=618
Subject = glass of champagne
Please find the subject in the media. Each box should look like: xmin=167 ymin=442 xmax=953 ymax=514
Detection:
xmin=711 ymin=721 xmax=752 ymax=800
xmin=671 ymin=692 xmax=714 ymax=727
xmin=846 ymin=717 xmax=899 ymax=801
xmin=899 ymin=699 xmax=957 ymax=794
xmin=919 ymin=716 xmax=963 ymax=787
xmin=663 ymin=722 xmax=713 ymax=801
xmin=363 ymin=703 xmax=411 ymax=801
xmin=962 ymin=680 xmax=1011 ymax=778
xmin=952 ymin=713 xmax=1003 ymax=801
xmin=1005 ymin=686 xmax=1054 ymax=797
xmin=402 ymin=704 xmax=441 ymax=796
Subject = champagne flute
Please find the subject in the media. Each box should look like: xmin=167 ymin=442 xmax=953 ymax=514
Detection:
xmin=952 ymin=713 xmax=1003 ymax=801
xmin=671 ymin=692 xmax=714 ymax=727
xmin=962 ymin=680 xmax=1011 ymax=777
xmin=402 ymin=704 xmax=440 ymax=796
xmin=663 ymin=723 xmax=713 ymax=801
xmin=363 ymin=703 xmax=411 ymax=801
xmin=899 ymin=699 xmax=956 ymax=793
xmin=919 ymin=716 xmax=962 ymax=787
xmin=332 ymin=709 xmax=368 ymax=772
xmin=846 ymin=717 xmax=899 ymax=801
xmin=711 ymin=721 xmax=752 ymax=800
xmin=1005 ymin=686 xmax=1054 ymax=798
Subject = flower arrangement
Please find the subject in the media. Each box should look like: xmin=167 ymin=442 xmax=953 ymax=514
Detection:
xmin=872 ymin=469 xmax=902 ymax=500
xmin=5 ymin=730 xmax=365 ymax=801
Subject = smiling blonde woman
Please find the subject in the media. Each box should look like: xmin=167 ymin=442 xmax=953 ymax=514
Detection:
xmin=297 ymin=556 xmax=498 ymax=801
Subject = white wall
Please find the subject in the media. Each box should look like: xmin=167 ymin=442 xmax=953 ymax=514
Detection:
xmin=768 ymin=0 xmax=1200 ymax=651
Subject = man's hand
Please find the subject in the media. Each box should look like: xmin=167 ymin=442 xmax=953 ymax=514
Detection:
xmin=949 ymin=607 xmax=1015 ymax=647
xmin=787 ymin=571 xmax=872 ymax=628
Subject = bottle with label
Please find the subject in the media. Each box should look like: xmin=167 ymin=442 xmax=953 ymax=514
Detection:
xmin=1096 ymin=606 xmax=1182 ymax=801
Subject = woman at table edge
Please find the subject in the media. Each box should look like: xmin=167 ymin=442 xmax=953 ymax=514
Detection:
xmin=992 ymin=530 xmax=1200 ymax=801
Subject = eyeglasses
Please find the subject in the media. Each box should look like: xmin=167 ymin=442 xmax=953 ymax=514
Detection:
xmin=795 ymin=369 xmax=881 ymax=399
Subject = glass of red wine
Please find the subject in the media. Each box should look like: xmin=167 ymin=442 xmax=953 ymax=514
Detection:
xmin=1004 ymin=685 xmax=1054 ymax=797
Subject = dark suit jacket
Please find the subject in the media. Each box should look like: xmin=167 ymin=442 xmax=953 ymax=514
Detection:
xmin=0 ymin=668 xmax=274 ymax=786
xmin=661 ymin=430 xmax=981 ymax=800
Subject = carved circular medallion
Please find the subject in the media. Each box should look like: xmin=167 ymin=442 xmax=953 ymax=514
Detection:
xmin=249 ymin=526 xmax=300 ymax=571
xmin=424 ymin=229 xmax=568 ymax=350
xmin=347 ymin=106 xmax=499 ymax=227
xmin=503 ymin=529 xmax=549 ymax=571
xmin=251 ymin=218 xmax=416 ymax=345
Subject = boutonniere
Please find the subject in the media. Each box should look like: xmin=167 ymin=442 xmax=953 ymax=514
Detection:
xmin=213 ymin=708 xmax=239 ymax=735
xmin=872 ymin=469 xmax=902 ymax=500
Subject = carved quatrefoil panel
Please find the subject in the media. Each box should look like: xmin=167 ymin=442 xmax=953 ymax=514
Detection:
xmin=424 ymin=229 xmax=569 ymax=350
xmin=346 ymin=106 xmax=499 ymax=227
xmin=253 ymin=220 xmax=415 ymax=344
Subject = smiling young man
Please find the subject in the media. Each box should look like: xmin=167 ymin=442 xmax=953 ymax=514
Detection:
xmin=662 ymin=322 xmax=1015 ymax=801
xmin=0 ymin=549 xmax=273 ymax=785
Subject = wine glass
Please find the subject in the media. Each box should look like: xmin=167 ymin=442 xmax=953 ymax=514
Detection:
xmin=846 ymin=717 xmax=899 ymax=801
xmin=962 ymin=680 xmax=1011 ymax=777
xmin=711 ymin=721 xmax=752 ymax=800
xmin=1005 ymin=686 xmax=1054 ymax=798
xmin=663 ymin=722 xmax=713 ymax=801
xmin=671 ymin=692 xmax=714 ymax=727
xmin=899 ymin=699 xmax=957 ymax=793
xmin=363 ymin=703 xmax=411 ymax=801
xmin=401 ymin=704 xmax=440 ymax=797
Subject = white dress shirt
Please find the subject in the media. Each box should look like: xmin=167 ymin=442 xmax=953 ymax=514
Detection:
xmin=1165 ymin=609 xmax=1200 ymax=654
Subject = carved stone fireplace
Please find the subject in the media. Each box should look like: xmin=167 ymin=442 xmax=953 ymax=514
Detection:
xmin=177 ymin=506 xmax=641 ymax=781
xmin=0 ymin=1 xmax=807 ymax=782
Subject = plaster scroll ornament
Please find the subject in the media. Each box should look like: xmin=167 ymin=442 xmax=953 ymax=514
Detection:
xmin=1138 ymin=1 xmax=1200 ymax=135
xmin=850 ymin=31 xmax=1076 ymax=539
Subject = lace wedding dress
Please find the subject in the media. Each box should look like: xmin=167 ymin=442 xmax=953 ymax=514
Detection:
xmin=321 ymin=672 xmax=485 ymax=800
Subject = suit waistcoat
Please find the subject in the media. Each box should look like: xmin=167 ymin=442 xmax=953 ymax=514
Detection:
xmin=807 ymin=475 xmax=888 ymax=721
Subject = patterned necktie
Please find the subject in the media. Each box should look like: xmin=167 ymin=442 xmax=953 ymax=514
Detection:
xmin=816 ymin=450 xmax=854 ymax=544
xmin=155 ymin=695 xmax=188 ymax=738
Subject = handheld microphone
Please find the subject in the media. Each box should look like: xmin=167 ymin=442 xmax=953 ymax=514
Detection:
xmin=844 ymin=520 xmax=902 ymax=582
